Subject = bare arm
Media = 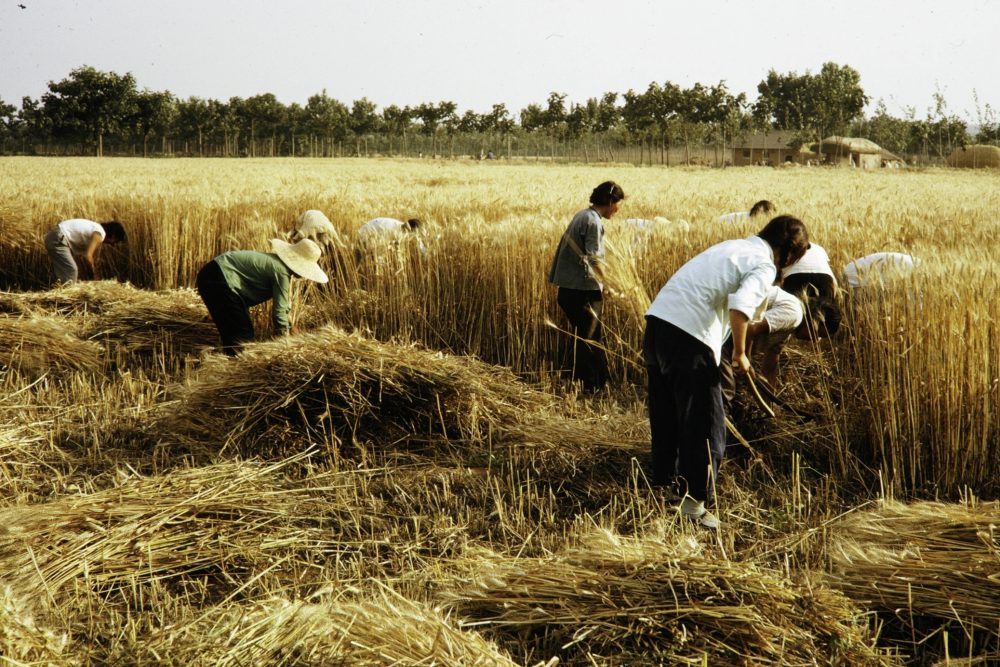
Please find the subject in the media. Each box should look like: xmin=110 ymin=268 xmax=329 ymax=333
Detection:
xmin=82 ymin=232 xmax=104 ymax=279
xmin=729 ymin=310 xmax=751 ymax=375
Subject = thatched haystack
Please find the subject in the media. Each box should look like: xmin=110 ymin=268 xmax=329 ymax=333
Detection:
xmin=447 ymin=528 xmax=897 ymax=666
xmin=119 ymin=592 xmax=520 ymax=667
xmin=826 ymin=500 xmax=1000 ymax=649
xmin=946 ymin=144 xmax=1000 ymax=168
xmin=159 ymin=324 xmax=553 ymax=455
xmin=0 ymin=313 xmax=104 ymax=378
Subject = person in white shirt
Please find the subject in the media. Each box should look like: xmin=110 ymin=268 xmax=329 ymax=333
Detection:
xmin=718 ymin=199 xmax=775 ymax=224
xmin=842 ymin=252 xmax=917 ymax=288
xmin=643 ymin=215 xmax=809 ymax=528
xmin=44 ymin=218 xmax=127 ymax=284
xmin=357 ymin=217 xmax=425 ymax=255
xmin=290 ymin=209 xmax=342 ymax=251
xmin=781 ymin=242 xmax=839 ymax=300
xmin=721 ymin=286 xmax=841 ymax=399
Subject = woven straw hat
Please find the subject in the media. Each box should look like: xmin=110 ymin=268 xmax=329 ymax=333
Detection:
xmin=270 ymin=238 xmax=328 ymax=283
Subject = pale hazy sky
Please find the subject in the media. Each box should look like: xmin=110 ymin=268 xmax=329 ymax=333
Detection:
xmin=2 ymin=0 xmax=997 ymax=121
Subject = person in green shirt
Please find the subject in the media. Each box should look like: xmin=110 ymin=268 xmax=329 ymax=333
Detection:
xmin=196 ymin=238 xmax=328 ymax=356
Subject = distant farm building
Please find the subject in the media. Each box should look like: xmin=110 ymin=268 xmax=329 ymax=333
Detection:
xmin=731 ymin=132 xmax=811 ymax=166
xmin=946 ymin=144 xmax=1000 ymax=168
xmin=812 ymin=136 xmax=899 ymax=169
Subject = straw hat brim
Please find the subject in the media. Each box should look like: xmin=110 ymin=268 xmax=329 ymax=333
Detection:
xmin=270 ymin=239 xmax=329 ymax=283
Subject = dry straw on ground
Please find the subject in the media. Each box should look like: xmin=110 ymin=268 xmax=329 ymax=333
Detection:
xmin=4 ymin=282 xmax=219 ymax=362
xmin=119 ymin=590 xmax=520 ymax=667
xmin=446 ymin=527 xmax=896 ymax=665
xmin=0 ymin=312 xmax=104 ymax=378
xmin=159 ymin=324 xmax=554 ymax=455
xmin=826 ymin=499 xmax=1000 ymax=646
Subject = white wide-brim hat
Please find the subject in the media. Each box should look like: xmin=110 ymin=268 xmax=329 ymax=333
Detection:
xmin=270 ymin=238 xmax=329 ymax=283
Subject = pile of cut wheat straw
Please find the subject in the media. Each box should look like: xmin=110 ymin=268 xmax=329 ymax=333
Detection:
xmin=159 ymin=324 xmax=554 ymax=454
xmin=0 ymin=313 xmax=104 ymax=378
xmin=116 ymin=590 xmax=521 ymax=667
xmin=826 ymin=499 xmax=1000 ymax=640
xmin=446 ymin=527 xmax=897 ymax=666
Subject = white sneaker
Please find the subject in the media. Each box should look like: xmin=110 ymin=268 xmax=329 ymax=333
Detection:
xmin=679 ymin=496 xmax=720 ymax=529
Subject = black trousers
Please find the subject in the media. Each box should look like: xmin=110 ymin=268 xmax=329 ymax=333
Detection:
xmin=557 ymin=287 xmax=608 ymax=392
xmin=196 ymin=260 xmax=254 ymax=357
xmin=643 ymin=316 xmax=726 ymax=503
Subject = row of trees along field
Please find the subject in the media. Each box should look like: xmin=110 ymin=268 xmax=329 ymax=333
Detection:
xmin=1 ymin=62 xmax=997 ymax=163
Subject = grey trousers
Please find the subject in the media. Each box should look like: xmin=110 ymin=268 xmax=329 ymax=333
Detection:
xmin=44 ymin=227 xmax=79 ymax=283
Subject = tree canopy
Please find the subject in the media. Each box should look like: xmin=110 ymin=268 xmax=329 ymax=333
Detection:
xmin=0 ymin=61 xmax=982 ymax=162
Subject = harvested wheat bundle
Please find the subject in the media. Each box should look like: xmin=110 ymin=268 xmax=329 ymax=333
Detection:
xmin=826 ymin=500 xmax=1000 ymax=641
xmin=0 ymin=313 xmax=104 ymax=378
xmin=122 ymin=590 xmax=519 ymax=667
xmin=2 ymin=280 xmax=139 ymax=317
xmin=85 ymin=286 xmax=217 ymax=359
xmin=0 ymin=456 xmax=514 ymax=606
xmin=159 ymin=324 xmax=553 ymax=455
xmin=447 ymin=527 xmax=896 ymax=666
xmin=0 ymin=457 xmax=366 ymax=604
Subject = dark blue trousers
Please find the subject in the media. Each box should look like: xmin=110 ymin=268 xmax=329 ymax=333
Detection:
xmin=643 ymin=316 xmax=726 ymax=503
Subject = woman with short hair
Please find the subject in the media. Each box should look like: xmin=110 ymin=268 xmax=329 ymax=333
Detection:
xmin=548 ymin=180 xmax=625 ymax=393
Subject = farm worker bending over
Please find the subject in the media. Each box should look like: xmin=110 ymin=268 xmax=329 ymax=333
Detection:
xmin=291 ymin=209 xmax=343 ymax=252
xmin=196 ymin=238 xmax=328 ymax=357
xmin=44 ymin=218 xmax=127 ymax=284
xmin=643 ymin=215 xmax=809 ymax=529
xmin=357 ymin=217 xmax=425 ymax=253
xmin=718 ymin=199 xmax=775 ymax=223
xmin=781 ymin=241 xmax=839 ymax=301
xmin=548 ymin=180 xmax=626 ymax=394
xmin=720 ymin=286 xmax=841 ymax=396
xmin=842 ymin=252 xmax=918 ymax=289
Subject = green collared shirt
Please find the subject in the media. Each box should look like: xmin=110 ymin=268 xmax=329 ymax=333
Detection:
xmin=213 ymin=251 xmax=293 ymax=334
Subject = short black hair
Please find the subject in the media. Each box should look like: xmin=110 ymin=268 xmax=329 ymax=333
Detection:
xmin=589 ymin=181 xmax=625 ymax=207
xmin=406 ymin=218 xmax=421 ymax=230
xmin=750 ymin=200 xmax=775 ymax=217
xmin=100 ymin=221 xmax=126 ymax=242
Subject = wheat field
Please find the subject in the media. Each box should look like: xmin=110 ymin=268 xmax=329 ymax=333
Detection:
xmin=1 ymin=156 xmax=999 ymax=665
